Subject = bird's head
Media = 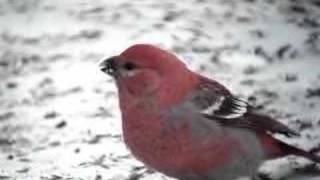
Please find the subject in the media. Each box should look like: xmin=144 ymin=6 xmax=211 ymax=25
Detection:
xmin=100 ymin=44 xmax=197 ymax=109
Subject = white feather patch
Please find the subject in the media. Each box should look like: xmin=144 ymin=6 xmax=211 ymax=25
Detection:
xmin=120 ymin=69 xmax=142 ymax=77
xmin=201 ymin=96 xmax=225 ymax=114
xmin=201 ymin=96 xmax=248 ymax=119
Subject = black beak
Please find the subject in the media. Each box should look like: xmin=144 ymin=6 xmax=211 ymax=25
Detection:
xmin=99 ymin=56 xmax=117 ymax=76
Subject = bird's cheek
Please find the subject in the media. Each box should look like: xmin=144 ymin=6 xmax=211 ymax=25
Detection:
xmin=122 ymin=71 xmax=161 ymax=97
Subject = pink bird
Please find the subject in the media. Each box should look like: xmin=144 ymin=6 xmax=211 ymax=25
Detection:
xmin=99 ymin=44 xmax=320 ymax=180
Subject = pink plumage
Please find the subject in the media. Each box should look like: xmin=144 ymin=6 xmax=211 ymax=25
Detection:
xmin=100 ymin=44 xmax=320 ymax=180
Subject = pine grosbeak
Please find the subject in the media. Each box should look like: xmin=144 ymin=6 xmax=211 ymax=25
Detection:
xmin=99 ymin=44 xmax=320 ymax=180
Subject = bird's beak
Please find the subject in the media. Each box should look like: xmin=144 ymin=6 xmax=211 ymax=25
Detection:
xmin=99 ymin=56 xmax=118 ymax=77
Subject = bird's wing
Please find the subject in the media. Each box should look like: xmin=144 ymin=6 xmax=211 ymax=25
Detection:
xmin=191 ymin=76 xmax=299 ymax=137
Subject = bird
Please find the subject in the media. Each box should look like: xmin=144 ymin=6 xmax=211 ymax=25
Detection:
xmin=99 ymin=44 xmax=320 ymax=180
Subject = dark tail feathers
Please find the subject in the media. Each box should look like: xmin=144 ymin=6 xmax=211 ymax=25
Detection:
xmin=278 ymin=140 xmax=320 ymax=163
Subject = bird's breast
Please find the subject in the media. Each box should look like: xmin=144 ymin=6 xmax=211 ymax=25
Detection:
xmin=120 ymin=108 xmax=253 ymax=177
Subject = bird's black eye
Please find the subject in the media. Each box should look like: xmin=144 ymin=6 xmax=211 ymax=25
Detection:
xmin=123 ymin=62 xmax=136 ymax=70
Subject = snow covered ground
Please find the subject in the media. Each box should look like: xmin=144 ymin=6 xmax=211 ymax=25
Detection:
xmin=0 ymin=0 xmax=320 ymax=179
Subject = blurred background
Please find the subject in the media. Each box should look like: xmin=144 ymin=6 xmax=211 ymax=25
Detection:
xmin=0 ymin=0 xmax=320 ymax=179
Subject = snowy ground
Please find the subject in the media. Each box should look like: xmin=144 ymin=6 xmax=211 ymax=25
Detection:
xmin=0 ymin=0 xmax=320 ymax=179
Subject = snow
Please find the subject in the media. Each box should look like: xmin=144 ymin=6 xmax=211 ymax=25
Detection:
xmin=0 ymin=0 xmax=320 ymax=179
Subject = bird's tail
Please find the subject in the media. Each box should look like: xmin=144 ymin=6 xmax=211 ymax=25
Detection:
xmin=278 ymin=141 xmax=320 ymax=163
xmin=262 ymin=134 xmax=320 ymax=163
